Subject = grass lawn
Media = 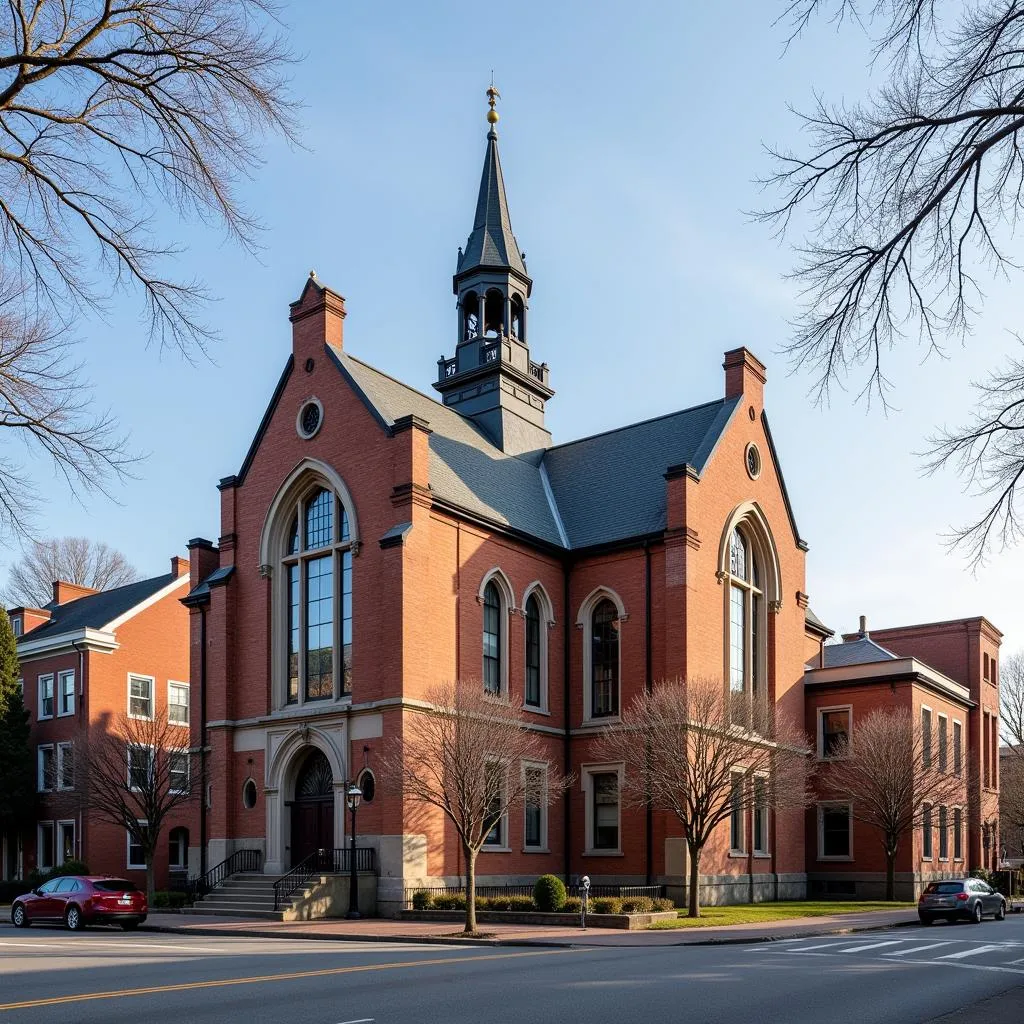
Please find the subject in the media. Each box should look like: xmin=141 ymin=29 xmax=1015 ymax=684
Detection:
xmin=648 ymin=900 xmax=916 ymax=929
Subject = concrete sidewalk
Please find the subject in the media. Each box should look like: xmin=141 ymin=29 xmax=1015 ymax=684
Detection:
xmin=141 ymin=907 xmax=919 ymax=947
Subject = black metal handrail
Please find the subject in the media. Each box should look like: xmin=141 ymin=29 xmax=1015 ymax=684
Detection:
xmin=187 ymin=848 xmax=262 ymax=899
xmin=272 ymin=847 xmax=376 ymax=911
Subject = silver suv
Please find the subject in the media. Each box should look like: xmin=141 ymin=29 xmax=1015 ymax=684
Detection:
xmin=918 ymin=879 xmax=1007 ymax=925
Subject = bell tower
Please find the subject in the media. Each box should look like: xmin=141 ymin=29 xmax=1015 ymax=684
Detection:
xmin=433 ymin=86 xmax=553 ymax=457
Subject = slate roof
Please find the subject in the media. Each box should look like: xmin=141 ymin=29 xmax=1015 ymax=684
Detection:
xmin=805 ymin=606 xmax=834 ymax=636
xmin=330 ymin=350 xmax=741 ymax=551
xmin=20 ymin=573 xmax=180 ymax=641
xmin=456 ymin=130 xmax=528 ymax=279
xmin=821 ymin=635 xmax=900 ymax=669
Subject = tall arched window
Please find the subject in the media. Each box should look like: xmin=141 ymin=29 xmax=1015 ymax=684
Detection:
xmin=483 ymin=581 xmax=502 ymax=695
xmin=282 ymin=485 xmax=354 ymax=704
xmin=591 ymin=599 xmax=620 ymax=718
xmin=727 ymin=527 xmax=762 ymax=706
xmin=525 ymin=593 xmax=541 ymax=708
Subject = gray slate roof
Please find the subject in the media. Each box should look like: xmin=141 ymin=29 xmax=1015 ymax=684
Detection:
xmin=332 ymin=350 xmax=741 ymax=551
xmin=805 ymin=606 xmax=834 ymax=636
xmin=821 ymin=635 xmax=900 ymax=669
xmin=21 ymin=573 xmax=179 ymax=641
xmin=456 ymin=130 xmax=528 ymax=279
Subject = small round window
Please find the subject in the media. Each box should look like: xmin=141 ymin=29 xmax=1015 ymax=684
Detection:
xmin=297 ymin=398 xmax=323 ymax=440
xmin=242 ymin=778 xmax=258 ymax=809
xmin=358 ymin=769 xmax=375 ymax=803
xmin=745 ymin=442 xmax=761 ymax=480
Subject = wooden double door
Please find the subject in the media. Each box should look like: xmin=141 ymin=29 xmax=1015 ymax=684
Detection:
xmin=289 ymin=749 xmax=335 ymax=868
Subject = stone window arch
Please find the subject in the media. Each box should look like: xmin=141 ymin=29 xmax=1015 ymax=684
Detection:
xmin=521 ymin=582 xmax=553 ymax=712
xmin=478 ymin=569 xmax=514 ymax=698
xmin=576 ymin=587 xmax=627 ymax=723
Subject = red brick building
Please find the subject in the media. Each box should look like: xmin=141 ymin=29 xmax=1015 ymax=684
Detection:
xmin=3 ymin=560 xmax=193 ymax=889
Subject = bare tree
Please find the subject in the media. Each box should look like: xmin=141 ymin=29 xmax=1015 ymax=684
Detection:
xmin=3 ymin=535 xmax=138 ymax=608
xmin=767 ymin=1 xmax=1024 ymax=564
xmin=79 ymin=708 xmax=193 ymax=901
xmin=1000 ymin=651 xmax=1024 ymax=749
xmin=597 ymin=677 xmax=811 ymax=918
xmin=999 ymin=651 xmax=1024 ymax=861
xmin=824 ymin=706 xmax=967 ymax=900
xmin=379 ymin=679 xmax=572 ymax=935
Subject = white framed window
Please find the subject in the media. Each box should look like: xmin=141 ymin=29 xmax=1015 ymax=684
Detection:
xmin=482 ymin=760 xmax=509 ymax=850
xmin=10 ymin=615 xmax=22 ymax=637
xmin=729 ymin=772 xmax=746 ymax=854
xmin=127 ymin=744 xmax=154 ymax=792
xmin=168 ymin=681 xmax=189 ymax=725
xmin=37 ymin=745 xmax=55 ymax=792
xmin=169 ymin=751 xmax=190 ymax=795
xmin=38 ymin=674 xmax=54 ymax=720
xmin=37 ymin=822 xmax=54 ymax=871
xmin=953 ymin=807 xmax=964 ymax=861
xmin=522 ymin=583 xmax=552 ymax=713
xmin=168 ymin=827 xmax=188 ymax=869
xmin=953 ymin=720 xmax=963 ymax=777
xmin=578 ymin=588 xmax=626 ymax=724
xmin=818 ymin=802 xmax=853 ymax=861
xmin=58 ymin=670 xmax=75 ymax=717
xmin=921 ymin=706 xmax=932 ymax=768
xmin=818 ymin=706 xmax=852 ymax=759
xmin=938 ymin=805 xmax=949 ymax=860
xmin=937 ymin=714 xmax=948 ymax=773
xmin=127 ymin=821 xmax=147 ymax=869
xmin=522 ymin=761 xmax=548 ymax=851
xmin=57 ymin=742 xmax=74 ymax=791
xmin=582 ymin=764 xmax=623 ymax=855
xmin=128 ymin=674 xmax=154 ymax=720
xmin=56 ymin=821 xmax=75 ymax=866
xmin=922 ymin=804 xmax=933 ymax=860
xmin=753 ymin=776 xmax=770 ymax=855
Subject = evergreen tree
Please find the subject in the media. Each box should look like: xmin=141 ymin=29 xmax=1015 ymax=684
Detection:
xmin=0 ymin=612 xmax=34 ymax=844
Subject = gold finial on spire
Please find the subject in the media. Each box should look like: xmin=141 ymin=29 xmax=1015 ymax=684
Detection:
xmin=486 ymin=80 xmax=500 ymax=126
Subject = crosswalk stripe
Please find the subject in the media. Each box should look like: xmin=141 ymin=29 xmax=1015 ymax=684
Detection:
xmin=938 ymin=945 xmax=1004 ymax=960
xmin=784 ymin=941 xmax=845 ymax=952
xmin=835 ymin=940 xmax=906 ymax=953
xmin=884 ymin=942 xmax=954 ymax=956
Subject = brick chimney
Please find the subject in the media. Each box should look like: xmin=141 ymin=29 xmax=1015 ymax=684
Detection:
xmin=170 ymin=555 xmax=190 ymax=579
xmin=289 ymin=271 xmax=346 ymax=362
xmin=52 ymin=580 xmax=98 ymax=606
xmin=187 ymin=538 xmax=220 ymax=585
xmin=723 ymin=348 xmax=767 ymax=407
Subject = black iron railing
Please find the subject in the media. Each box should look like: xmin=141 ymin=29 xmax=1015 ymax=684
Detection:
xmin=403 ymin=882 xmax=665 ymax=909
xmin=187 ymin=848 xmax=262 ymax=899
xmin=272 ymin=847 xmax=376 ymax=911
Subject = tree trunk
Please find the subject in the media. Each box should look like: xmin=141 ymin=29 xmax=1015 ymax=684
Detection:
xmin=687 ymin=843 xmax=702 ymax=918
xmin=464 ymin=845 xmax=477 ymax=935
xmin=145 ymin=856 xmax=156 ymax=905
xmin=885 ymin=845 xmax=896 ymax=902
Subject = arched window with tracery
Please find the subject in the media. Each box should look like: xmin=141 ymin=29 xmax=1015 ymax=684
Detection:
xmin=282 ymin=484 xmax=354 ymax=704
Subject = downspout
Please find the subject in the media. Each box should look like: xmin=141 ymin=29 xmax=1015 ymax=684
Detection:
xmin=199 ymin=605 xmax=208 ymax=877
xmin=563 ymin=559 xmax=571 ymax=884
xmin=644 ymin=543 xmax=653 ymax=886
xmin=71 ymin=640 xmax=85 ymax=864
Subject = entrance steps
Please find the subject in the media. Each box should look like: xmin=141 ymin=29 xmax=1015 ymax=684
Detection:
xmin=182 ymin=873 xmax=292 ymax=921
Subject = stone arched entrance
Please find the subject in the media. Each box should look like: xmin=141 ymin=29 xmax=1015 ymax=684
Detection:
xmin=289 ymin=749 xmax=335 ymax=866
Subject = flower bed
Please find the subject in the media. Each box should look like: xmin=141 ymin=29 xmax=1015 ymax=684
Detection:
xmin=400 ymin=909 xmax=678 ymax=930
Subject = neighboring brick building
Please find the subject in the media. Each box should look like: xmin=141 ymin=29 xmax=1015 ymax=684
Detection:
xmin=3 ymin=559 xmax=193 ymax=888
xmin=803 ymin=616 xmax=1000 ymax=899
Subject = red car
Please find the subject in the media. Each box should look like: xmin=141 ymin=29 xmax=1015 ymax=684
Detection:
xmin=11 ymin=876 xmax=148 ymax=931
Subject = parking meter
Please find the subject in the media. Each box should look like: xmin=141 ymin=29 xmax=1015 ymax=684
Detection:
xmin=580 ymin=875 xmax=591 ymax=930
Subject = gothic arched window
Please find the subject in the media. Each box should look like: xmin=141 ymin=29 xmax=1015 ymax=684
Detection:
xmin=591 ymin=599 xmax=620 ymax=719
xmin=525 ymin=593 xmax=542 ymax=708
xmin=282 ymin=484 xmax=353 ymax=704
xmin=726 ymin=526 xmax=763 ymax=708
xmin=483 ymin=581 xmax=502 ymax=696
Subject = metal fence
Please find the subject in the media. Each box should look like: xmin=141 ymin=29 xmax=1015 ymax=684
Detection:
xmin=404 ymin=882 xmax=665 ymax=909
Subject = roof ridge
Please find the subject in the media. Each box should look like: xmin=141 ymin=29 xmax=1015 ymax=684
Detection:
xmin=545 ymin=397 xmax=730 ymax=454
xmin=47 ymin=570 xmax=172 ymax=609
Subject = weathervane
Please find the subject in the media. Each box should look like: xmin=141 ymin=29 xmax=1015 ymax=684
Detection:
xmin=486 ymin=79 xmax=500 ymax=129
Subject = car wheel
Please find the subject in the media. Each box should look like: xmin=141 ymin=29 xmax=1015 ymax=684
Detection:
xmin=996 ymin=901 xmax=1006 ymax=921
xmin=65 ymin=905 xmax=84 ymax=932
xmin=11 ymin=903 xmax=29 ymax=928
xmin=919 ymin=914 xmax=933 ymax=926
xmin=971 ymin=901 xmax=984 ymax=924
xmin=119 ymin=921 xmax=140 ymax=931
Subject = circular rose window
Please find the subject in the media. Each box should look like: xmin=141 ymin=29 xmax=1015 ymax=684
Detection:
xmin=745 ymin=442 xmax=761 ymax=480
xmin=296 ymin=398 xmax=323 ymax=440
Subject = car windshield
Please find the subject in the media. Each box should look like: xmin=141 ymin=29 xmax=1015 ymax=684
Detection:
xmin=924 ymin=882 xmax=964 ymax=894
xmin=92 ymin=879 xmax=139 ymax=892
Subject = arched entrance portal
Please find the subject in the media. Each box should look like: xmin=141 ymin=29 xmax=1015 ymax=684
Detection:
xmin=290 ymin=749 xmax=334 ymax=867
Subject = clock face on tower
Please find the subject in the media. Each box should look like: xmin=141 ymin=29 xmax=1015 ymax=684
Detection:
xmin=745 ymin=443 xmax=761 ymax=480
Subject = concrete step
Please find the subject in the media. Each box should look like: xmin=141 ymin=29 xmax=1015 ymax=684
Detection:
xmin=214 ymin=884 xmax=279 ymax=895
xmin=181 ymin=906 xmax=285 ymax=920
xmin=200 ymin=896 xmax=278 ymax=908
xmin=188 ymin=899 xmax=284 ymax=913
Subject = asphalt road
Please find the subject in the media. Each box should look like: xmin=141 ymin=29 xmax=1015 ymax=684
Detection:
xmin=2 ymin=917 xmax=1024 ymax=1023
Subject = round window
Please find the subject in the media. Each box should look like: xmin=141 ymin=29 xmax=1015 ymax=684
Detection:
xmin=242 ymin=778 xmax=257 ymax=809
xmin=745 ymin=442 xmax=761 ymax=480
xmin=297 ymin=398 xmax=323 ymax=440
xmin=358 ymin=769 xmax=375 ymax=803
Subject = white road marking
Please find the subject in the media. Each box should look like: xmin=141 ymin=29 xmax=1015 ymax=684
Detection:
xmin=335 ymin=1019 xmax=375 ymax=1023
xmin=884 ymin=942 xmax=954 ymax=956
xmin=938 ymin=945 xmax=1005 ymax=960
xmin=834 ymin=940 xmax=906 ymax=953
xmin=0 ymin=940 xmax=226 ymax=953
xmin=781 ymin=942 xmax=846 ymax=952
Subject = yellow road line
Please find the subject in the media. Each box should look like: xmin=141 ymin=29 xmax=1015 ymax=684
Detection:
xmin=0 ymin=948 xmax=579 ymax=1012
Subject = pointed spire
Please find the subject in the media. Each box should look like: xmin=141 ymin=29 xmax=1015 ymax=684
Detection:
xmin=456 ymin=85 xmax=529 ymax=282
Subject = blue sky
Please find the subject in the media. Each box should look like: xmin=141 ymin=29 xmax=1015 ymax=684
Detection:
xmin=6 ymin=1 xmax=1023 ymax=652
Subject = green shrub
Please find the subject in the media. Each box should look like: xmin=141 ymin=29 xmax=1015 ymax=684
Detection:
xmin=432 ymin=893 xmax=467 ymax=910
xmin=508 ymin=895 xmax=534 ymax=911
xmin=26 ymin=859 xmax=91 ymax=887
xmin=563 ymin=896 xmax=582 ymax=913
xmin=411 ymin=890 xmax=433 ymax=910
xmin=533 ymin=874 xmax=567 ymax=912
xmin=152 ymin=891 xmax=190 ymax=909
xmin=621 ymin=896 xmax=655 ymax=914
xmin=590 ymin=897 xmax=623 ymax=914
xmin=652 ymin=897 xmax=675 ymax=912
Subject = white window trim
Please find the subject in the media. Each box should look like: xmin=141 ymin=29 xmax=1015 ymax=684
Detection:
xmin=921 ymin=704 xmax=933 ymax=768
xmin=937 ymin=713 xmax=948 ymax=773
xmin=817 ymin=801 xmax=854 ymax=862
xmin=168 ymin=750 xmax=190 ymax=795
xmin=37 ymin=744 xmax=54 ymax=793
xmin=522 ymin=759 xmax=549 ymax=852
xmin=57 ymin=669 xmax=75 ymax=717
xmin=577 ymin=587 xmax=627 ymax=726
xmin=127 ymin=673 xmax=155 ymax=721
xmin=11 ymin=615 xmax=22 ymax=637
xmin=127 ymin=820 xmax=148 ymax=870
xmin=127 ymin=743 xmax=155 ymax=793
xmin=167 ymin=680 xmax=190 ymax=726
xmin=817 ymin=704 xmax=852 ymax=761
xmin=56 ymin=820 xmax=76 ymax=866
xmin=521 ymin=582 xmax=553 ymax=715
xmin=56 ymin=742 xmax=74 ymax=792
xmin=37 ymin=673 xmax=54 ymax=721
xmin=479 ymin=568 xmax=514 ymax=702
xmin=36 ymin=821 xmax=54 ymax=871
xmin=168 ymin=827 xmax=188 ymax=869
xmin=581 ymin=762 xmax=624 ymax=856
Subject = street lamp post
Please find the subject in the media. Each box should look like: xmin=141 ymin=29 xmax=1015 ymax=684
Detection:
xmin=346 ymin=783 xmax=362 ymax=919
